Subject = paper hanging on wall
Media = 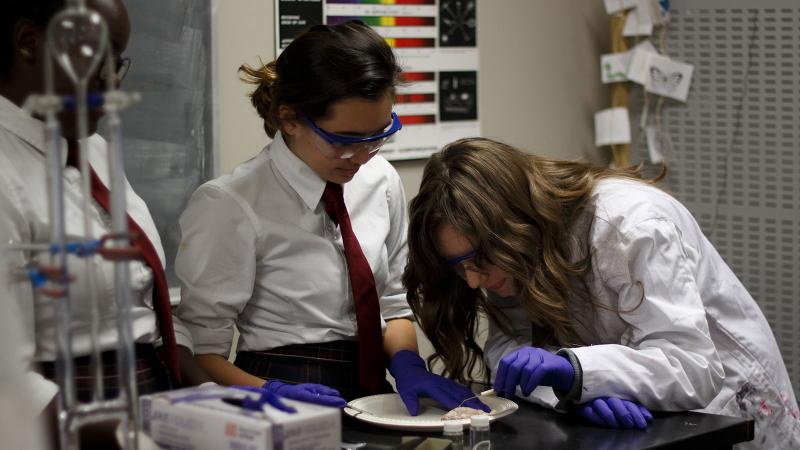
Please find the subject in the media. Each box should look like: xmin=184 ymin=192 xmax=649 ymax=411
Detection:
xmin=645 ymin=125 xmax=664 ymax=163
xmin=604 ymin=0 xmax=638 ymax=15
xmin=644 ymin=53 xmax=694 ymax=102
xmin=595 ymin=107 xmax=632 ymax=147
xmin=627 ymin=40 xmax=659 ymax=85
xmin=623 ymin=0 xmax=656 ymax=36
xmin=648 ymin=0 xmax=667 ymax=25
xmin=601 ymin=52 xmax=631 ymax=83
xmin=656 ymin=0 xmax=671 ymax=24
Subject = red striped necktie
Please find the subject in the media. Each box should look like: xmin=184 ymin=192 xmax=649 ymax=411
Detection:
xmin=66 ymin=141 xmax=181 ymax=383
xmin=322 ymin=182 xmax=385 ymax=393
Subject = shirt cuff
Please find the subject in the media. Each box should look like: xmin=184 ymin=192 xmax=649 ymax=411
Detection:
xmin=184 ymin=323 xmax=235 ymax=357
xmin=553 ymin=348 xmax=583 ymax=412
xmin=172 ymin=319 xmax=195 ymax=352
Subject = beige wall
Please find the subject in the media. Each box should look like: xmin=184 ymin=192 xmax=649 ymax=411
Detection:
xmin=216 ymin=1 xmax=611 ymax=197
xmin=394 ymin=1 xmax=611 ymax=199
xmin=216 ymin=0 xmax=276 ymax=174
xmin=477 ymin=1 xmax=611 ymax=162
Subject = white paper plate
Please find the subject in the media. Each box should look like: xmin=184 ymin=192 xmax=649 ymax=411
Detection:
xmin=344 ymin=393 xmax=518 ymax=431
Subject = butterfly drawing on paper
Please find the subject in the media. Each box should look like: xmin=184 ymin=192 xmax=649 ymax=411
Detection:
xmin=649 ymin=66 xmax=683 ymax=93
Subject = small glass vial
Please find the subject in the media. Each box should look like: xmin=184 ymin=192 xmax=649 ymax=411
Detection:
xmin=442 ymin=420 xmax=464 ymax=450
xmin=469 ymin=415 xmax=491 ymax=450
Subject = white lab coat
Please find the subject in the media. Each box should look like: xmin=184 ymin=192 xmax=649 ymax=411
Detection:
xmin=484 ymin=178 xmax=800 ymax=450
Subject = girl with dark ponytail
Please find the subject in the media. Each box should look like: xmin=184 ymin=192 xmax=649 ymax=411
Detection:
xmin=175 ymin=22 xmax=488 ymax=415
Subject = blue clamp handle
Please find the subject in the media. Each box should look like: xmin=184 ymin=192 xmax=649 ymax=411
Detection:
xmin=49 ymin=240 xmax=102 ymax=257
xmin=62 ymin=93 xmax=105 ymax=110
xmin=27 ymin=268 xmax=48 ymax=288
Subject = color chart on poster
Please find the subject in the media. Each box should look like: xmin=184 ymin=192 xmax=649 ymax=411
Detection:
xmin=275 ymin=0 xmax=479 ymax=161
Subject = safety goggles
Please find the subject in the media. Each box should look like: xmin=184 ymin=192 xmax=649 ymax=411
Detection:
xmin=445 ymin=249 xmax=488 ymax=279
xmin=305 ymin=112 xmax=402 ymax=160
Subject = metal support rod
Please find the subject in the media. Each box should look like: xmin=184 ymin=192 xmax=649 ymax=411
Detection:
xmin=43 ymin=38 xmax=79 ymax=450
xmin=104 ymin=44 xmax=139 ymax=450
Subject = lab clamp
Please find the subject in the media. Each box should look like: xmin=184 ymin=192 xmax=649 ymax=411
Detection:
xmin=6 ymin=1 xmax=143 ymax=449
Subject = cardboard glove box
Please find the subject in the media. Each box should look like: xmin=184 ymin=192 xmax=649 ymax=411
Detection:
xmin=140 ymin=384 xmax=341 ymax=450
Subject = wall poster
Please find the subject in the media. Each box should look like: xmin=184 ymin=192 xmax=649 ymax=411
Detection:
xmin=275 ymin=0 xmax=479 ymax=161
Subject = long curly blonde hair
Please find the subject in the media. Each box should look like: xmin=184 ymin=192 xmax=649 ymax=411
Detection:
xmin=403 ymin=137 xmax=662 ymax=383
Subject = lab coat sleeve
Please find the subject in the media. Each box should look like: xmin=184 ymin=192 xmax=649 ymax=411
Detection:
xmin=0 ymin=178 xmax=59 ymax=414
xmin=175 ymin=184 xmax=258 ymax=357
xmin=378 ymin=167 xmax=413 ymax=320
xmin=570 ymin=218 xmax=724 ymax=410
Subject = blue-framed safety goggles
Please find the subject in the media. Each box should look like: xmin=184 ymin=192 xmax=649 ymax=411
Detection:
xmin=304 ymin=112 xmax=402 ymax=159
xmin=445 ymin=250 xmax=476 ymax=266
xmin=445 ymin=249 xmax=487 ymax=279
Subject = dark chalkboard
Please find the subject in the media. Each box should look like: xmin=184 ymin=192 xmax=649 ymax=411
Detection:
xmin=108 ymin=0 xmax=215 ymax=285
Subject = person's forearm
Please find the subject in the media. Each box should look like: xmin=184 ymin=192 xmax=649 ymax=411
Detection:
xmin=195 ymin=353 xmax=265 ymax=387
xmin=177 ymin=345 xmax=213 ymax=386
xmin=384 ymin=318 xmax=418 ymax=357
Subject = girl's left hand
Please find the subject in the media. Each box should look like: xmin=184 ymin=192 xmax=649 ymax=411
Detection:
xmin=579 ymin=397 xmax=654 ymax=429
xmin=494 ymin=347 xmax=575 ymax=397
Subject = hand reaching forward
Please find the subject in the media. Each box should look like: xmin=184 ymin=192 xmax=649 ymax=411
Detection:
xmin=579 ymin=397 xmax=654 ymax=429
xmin=389 ymin=350 xmax=490 ymax=416
xmin=494 ymin=347 xmax=575 ymax=398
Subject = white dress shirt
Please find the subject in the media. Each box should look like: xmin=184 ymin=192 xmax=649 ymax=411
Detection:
xmin=0 ymin=95 xmax=193 ymax=413
xmin=483 ymin=178 xmax=799 ymax=449
xmin=176 ymin=131 xmax=412 ymax=357
xmin=0 ymin=239 xmax=46 ymax=450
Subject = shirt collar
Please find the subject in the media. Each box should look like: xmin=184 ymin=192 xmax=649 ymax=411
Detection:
xmin=0 ymin=94 xmax=46 ymax=154
xmin=0 ymin=94 xmax=70 ymax=166
xmin=270 ymin=130 xmax=327 ymax=211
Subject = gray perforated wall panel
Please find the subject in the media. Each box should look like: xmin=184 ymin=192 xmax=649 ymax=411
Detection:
xmin=629 ymin=0 xmax=800 ymax=400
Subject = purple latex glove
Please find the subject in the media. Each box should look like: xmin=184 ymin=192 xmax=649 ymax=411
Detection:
xmin=389 ymin=350 xmax=490 ymax=416
xmin=262 ymin=380 xmax=347 ymax=408
xmin=494 ymin=347 xmax=574 ymax=398
xmin=579 ymin=397 xmax=654 ymax=429
xmin=232 ymin=385 xmax=298 ymax=414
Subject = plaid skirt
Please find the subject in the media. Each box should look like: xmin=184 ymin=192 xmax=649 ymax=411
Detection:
xmin=39 ymin=343 xmax=172 ymax=402
xmin=235 ymin=340 xmax=392 ymax=401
